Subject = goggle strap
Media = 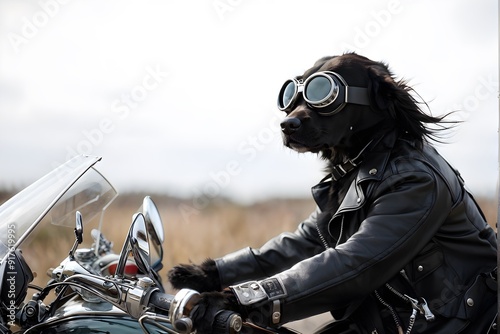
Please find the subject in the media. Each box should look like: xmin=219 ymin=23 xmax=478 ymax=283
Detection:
xmin=346 ymin=87 xmax=370 ymax=106
xmin=331 ymin=162 xmax=354 ymax=181
xmin=330 ymin=139 xmax=375 ymax=181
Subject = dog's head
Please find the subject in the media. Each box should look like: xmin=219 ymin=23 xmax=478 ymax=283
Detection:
xmin=278 ymin=53 xmax=442 ymax=163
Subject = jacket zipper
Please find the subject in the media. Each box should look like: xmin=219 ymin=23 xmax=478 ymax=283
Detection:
xmin=315 ymin=220 xmax=330 ymax=250
xmin=374 ymin=289 xmax=404 ymax=334
xmin=316 ymin=213 xmax=345 ymax=250
xmin=391 ymin=270 xmax=435 ymax=322
xmin=316 ymin=220 xmax=419 ymax=333
xmin=383 ymin=284 xmax=416 ymax=334
xmin=316 ymin=214 xmax=434 ymax=332
xmin=316 ymin=214 xmax=346 ymax=251
xmin=376 ymin=279 xmax=435 ymax=334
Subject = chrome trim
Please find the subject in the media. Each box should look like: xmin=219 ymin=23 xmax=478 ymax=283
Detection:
xmin=24 ymin=297 xmax=139 ymax=334
xmin=303 ymin=71 xmax=339 ymax=106
xmin=140 ymin=313 xmax=178 ymax=334
xmin=49 ymin=295 xmax=129 ymax=320
xmin=169 ymin=289 xmax=200 ymax=333
xmin=277 ymin=78 xmax=299 ymax=110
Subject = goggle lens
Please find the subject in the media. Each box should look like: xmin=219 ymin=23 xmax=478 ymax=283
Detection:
xmin=280 ymin=80 xmax=296 ymax=109
xmin=304 ymin=76 xmax=332 ymax=103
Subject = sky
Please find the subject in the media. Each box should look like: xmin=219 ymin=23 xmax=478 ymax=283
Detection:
xmin=0 ymin=0 xmax=498 ymax=204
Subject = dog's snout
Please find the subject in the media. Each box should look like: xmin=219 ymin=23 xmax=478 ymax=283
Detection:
xmin=281 ymin=117 xmax=301 ymax=135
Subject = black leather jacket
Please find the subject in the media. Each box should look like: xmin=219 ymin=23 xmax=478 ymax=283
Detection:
xmin=215 ymin=132 xmax=497 ymax=333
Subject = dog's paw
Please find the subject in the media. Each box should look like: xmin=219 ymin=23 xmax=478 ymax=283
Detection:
xmin=190 ymin=290 xmax=239 ymax=334
xmin=168 ymin=258 xmax=221 ymax=292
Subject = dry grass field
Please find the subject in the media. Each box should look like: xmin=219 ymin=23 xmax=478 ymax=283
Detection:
xmin=99 ymin=194 xmax=322 ymax=274
xmin=1 ymin=191 xmax=497 ymax=332
xmin=105 ymin=193 xmax=498 ymax=276
xmin=12 ymin=192 xmax=496 ymax=288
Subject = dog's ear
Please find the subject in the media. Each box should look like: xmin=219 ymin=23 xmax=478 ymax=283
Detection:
xmin=366 ymin=62 xmax=449 ymax=145
xmin=367 ymin=64 xmax=398 ymax=117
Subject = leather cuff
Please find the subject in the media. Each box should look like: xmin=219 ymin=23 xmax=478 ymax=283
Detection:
xmin=230 ymin=278 xmax=287 ymax=325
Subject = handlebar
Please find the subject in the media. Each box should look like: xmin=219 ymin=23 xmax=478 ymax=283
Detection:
xmin=148 ymin=290 xmax=172 ymax=313
xmin=48 ymin=270 xmax=242 ymax=333
xmin=213 ymin=310 xmax=243 ymax=334
xmin=148 ymin=289 xmax=242 ymax=334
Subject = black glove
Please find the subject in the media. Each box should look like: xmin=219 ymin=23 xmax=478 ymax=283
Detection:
xmin=190 ymin=290 xmax=240 ymax=334
xmin=168 ymin=258 xmax=222 ymax=292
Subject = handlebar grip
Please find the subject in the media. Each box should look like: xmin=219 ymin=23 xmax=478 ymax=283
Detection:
xmin=148 ymin=291 xmax=173 ymax=314
xmin=213 ymin=310 xmax=243 ymax=334
xmin=149 ymin=290 xmax=242 ymax=333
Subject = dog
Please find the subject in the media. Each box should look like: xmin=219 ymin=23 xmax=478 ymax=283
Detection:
xmin=168 ymin=53 xmax=497 ymax=334
xmin=280 ymin=53 xmax=445 ymax=163
xmin=278 ymin=52 xmax=448 ymax=219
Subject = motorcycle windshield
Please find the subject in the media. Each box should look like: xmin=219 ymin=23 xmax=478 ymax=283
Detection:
xmin=0 ymin=155 xmax=118 ymax=263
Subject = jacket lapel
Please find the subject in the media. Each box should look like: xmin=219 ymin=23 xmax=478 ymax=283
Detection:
xmin=312 ymin=132 xmax=397 ymax=219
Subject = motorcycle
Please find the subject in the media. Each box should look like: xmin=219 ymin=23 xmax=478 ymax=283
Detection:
xmin=0 ymin=155 xmax=306 ymax=334
xmin=1 ymin=156 xmax=495 ymax=334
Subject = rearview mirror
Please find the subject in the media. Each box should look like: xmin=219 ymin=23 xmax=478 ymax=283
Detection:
xmin=142 ymin=196 xmax=164 ymax=271
xmin=143 ymin=196 xmax=164 ymax=243
xmin=115 ymin=213 xmax=151 ymax=278
xmin=130 ymin=213 xmax=151 ymax=275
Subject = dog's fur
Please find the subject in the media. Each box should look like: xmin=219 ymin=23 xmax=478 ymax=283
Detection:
xmin=281 ymin=53 xmax=450 ymax=164
xmin=168 ymin=258 xmax=220 ymax=292
xmin=281 ymin=53 xmax=453 ymax=214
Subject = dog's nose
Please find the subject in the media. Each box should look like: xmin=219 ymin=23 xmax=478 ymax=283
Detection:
xmin=281 ymin=117 xmax=301 ymax=135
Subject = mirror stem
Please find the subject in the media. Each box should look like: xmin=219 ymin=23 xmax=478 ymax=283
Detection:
xmin=69 ymin=211 xmax=84 ymax=260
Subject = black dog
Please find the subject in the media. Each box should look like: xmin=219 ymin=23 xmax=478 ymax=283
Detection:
xmin=168 ymin=50 xmax=447 ymax=298
xmin=278 ymin=53 xmax=449 ymax=226
xmin=280 ymin=53 xmax=442 ymax=159
xmin=168 ymin=53 xmax=497 ymax=334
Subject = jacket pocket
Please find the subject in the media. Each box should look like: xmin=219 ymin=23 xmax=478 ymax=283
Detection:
xmin=406 ymin=243 xmax=463 ymax=317
xmin=410 ymin=243 xmax=443 ymax=282
xmin=457 ymin=272 xmax=497 ymax=321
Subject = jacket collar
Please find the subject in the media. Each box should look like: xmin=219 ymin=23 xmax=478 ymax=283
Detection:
xmin=311 ymin=131 xmax=398 ymax=212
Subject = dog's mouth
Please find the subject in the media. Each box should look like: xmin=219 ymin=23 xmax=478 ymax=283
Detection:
xmin=283 ymin=135 xmax=324 ymax=154
xmin=288 ymin=141 xmax=311 ymax=153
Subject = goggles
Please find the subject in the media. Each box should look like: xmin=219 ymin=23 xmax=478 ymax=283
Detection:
xmin=277 ymin=71 xmax=370 ymax=115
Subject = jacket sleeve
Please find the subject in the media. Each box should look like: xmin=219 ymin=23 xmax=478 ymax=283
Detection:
xmin=271 ymin=170 xmax=454 ymax=323
xmin=215 ymin=208 xmax=326 ymax=287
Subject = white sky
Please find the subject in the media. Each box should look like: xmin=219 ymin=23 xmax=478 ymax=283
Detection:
xmin=0 ymin=0 xmax=498 ymax=203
